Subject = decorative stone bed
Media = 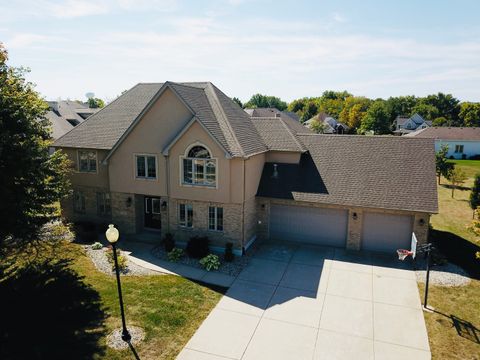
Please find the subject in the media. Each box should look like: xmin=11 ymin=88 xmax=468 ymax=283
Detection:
xmin=414 ymin=259 xmax=471 ymax=287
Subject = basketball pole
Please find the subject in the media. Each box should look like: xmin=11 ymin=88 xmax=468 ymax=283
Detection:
xmin=423 ymin=244 xmax=431 ymax=310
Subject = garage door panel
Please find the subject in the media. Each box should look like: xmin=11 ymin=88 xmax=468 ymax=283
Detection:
xmin=362 ymin=212 xmax=413 ymax=252
xmin=270 ymin=205 xmax=347 ymax=247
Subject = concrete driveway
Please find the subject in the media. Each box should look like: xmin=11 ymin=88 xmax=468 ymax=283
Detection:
xmin=177 ymin=243 xmax=431 ymax=360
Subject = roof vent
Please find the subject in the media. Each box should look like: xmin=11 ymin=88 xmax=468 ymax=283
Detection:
xmin=275 ymin=113 xmax=281 ymax=118
xmin=272 ymin=163 xmax=279 ymax=178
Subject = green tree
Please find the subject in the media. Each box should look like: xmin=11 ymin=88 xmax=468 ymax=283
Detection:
xmin=386 ymin=95 xmax=418 ymax=119
xmin=321 ymin=90 xmax=351 ymax=101
xmin=309 ymin=119 xmax=327 ymax=134
xmin=0 ymin=43 xmax=70 ymax=249
xmin=244 ymin=94 xmax=287 ymax=111
xmin=339 ymin=96 xmax=371 ymax=132
xmin=459 ymin=102 xmax=480 ymax=127
xmin=422 ymin=93 xmax=460 ymax=124
xmin=470 ymin=174 xmax=480 ymax=217
xmin=87 ymin=97 xmax=105 ymax=108
xmin=435 ymin=145 xmax=454 ymax=185
xmin=231 ymin=97 xmax=243 ymax=108
xmin=432 ymin=117 xmax=448 ymax=126
xmin=359 ymin=100 xmax=391 ymax=134
xmin=448 ymin=167 xmax=467 ymax=198
xmin=411 ymin=102 xmax=440 ymax=121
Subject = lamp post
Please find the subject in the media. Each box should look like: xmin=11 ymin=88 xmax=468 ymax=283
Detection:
xmin=106 ymin=224 xmax=131 ymax=342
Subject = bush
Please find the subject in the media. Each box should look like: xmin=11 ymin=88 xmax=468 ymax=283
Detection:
xmin=163 ymin=233 xmax=175 ymax=252
xmin=91 ymin=242 xmax=103 ymax=250
xmin=200 ymin=254 xmax=221 ymax=271
xmin=462 ymin=153 xmax=467 ymax=160
xmin=470 ymin=154 xmax=480 ymax=160
xmin=106 ymin=247 xmax=128 ymax=272
xmin=224 ymin=242 xmax=235 ymax=262
xmin=73 ymin=221 xmax=97 ymax=243
xmin=167 ymin=248 xmax=184 ymax=262
xmin=186 ymin=236 xmax=209 ymax=259
xmin=449 ymin=155 xmax=455 ymax=159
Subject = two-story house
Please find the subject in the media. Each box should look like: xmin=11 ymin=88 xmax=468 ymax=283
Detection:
xmin=54 ymin=82 xmax=437 ymax=255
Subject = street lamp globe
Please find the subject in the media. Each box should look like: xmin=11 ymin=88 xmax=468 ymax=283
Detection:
xmin=106 ymin=224 xmax=119 ymax=244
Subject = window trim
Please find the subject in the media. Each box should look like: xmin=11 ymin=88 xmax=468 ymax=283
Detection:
xmin=180 ymin=143 xmax=218 ymax=188
xmin=208 ymin=206 xmax=224 ymax=232
xmin=77 ymin=150 xmax=98 ymax=174
xmin=178 ymin=203 xmax=193 ymax=228
xmin=133 ymin=153 xmax=158 ymax=180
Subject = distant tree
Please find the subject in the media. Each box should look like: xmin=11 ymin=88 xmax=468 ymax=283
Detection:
xmin=300 ymin=100 xmax=319 ymax=122
xmin=339 ymin=96 xmax=371 ymax=132
xmin=309 ymin=119 xmax=327 ymax=134
xmin=244 ymin=94 xmax=287 ymax=111
xmin=232 ymin=97 xmax=243 ymax=108
xmin=386 ymin=95 xmax=418 ymax=119
xmin=321 ymin=90 xmax=351 ymax=101
xmin=87 ymin=97 xmax=105 ymax=108
xmin=470 ymin=174 xmax=480 ymax=218
xmin=459 ymin=102 xmax=480 ymax=127
xmin=432 ymin=117 xmax=448 ymax=126
xmin=448 ymin=167 xmax=467 ymax=198
xmin=0 ymin=43 xmax=70 ymax=250
xmin=422 ymin=93 xmax=460 ymax=124
xmin=359 ymin=100 xmax=391 ymax=134
xmin=287 ymin=98 xmax=309 ymax=113
xmin=411 ymin=102 xmax=440 ymax=121
xmin=435 ymin=145 xmax=454 ymax=185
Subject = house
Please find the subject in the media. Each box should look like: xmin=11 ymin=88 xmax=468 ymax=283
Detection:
xmin=53 ymin=82 xmax=437 ymax=255
xmin=304 ymin=113 xmax=348 ymax=134
xmin=405 ymin=127 xmax=480 ymax=159
xmin=46 ymin=100 xmax=97 ymax=139
xmin=244 ymin=107 xmax=300 ymax=122
xmin=393 ymin=113 xmax=431 ymax=135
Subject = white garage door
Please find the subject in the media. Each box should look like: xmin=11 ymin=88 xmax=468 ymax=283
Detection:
xmin=269 ymin=204 xmax=348 ymax=247
xmin=362 ymin=212 xmax=413 ymax=252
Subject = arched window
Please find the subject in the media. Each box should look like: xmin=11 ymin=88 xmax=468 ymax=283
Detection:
xmin=183 ymin=145 xmax=216 ymax=186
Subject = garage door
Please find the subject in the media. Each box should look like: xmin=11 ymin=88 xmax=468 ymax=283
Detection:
xmin=269 ymin=204 xmax=348 ymax=247
xmin=362 ymin=212 xmax=413 ymax=252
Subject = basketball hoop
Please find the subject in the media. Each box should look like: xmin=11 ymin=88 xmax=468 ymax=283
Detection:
xmin=397 ymin=249 xmax=413 ymax=261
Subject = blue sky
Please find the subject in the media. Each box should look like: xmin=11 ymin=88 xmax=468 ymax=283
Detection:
xmin=1 ymin=0 xmax=479 ymax=103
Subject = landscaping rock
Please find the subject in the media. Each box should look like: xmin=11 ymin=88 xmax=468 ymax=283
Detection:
xmin=415 ymin=260 xmax=471 ymax=287
xmin=106 ymin=326 xmax=145 ymax=350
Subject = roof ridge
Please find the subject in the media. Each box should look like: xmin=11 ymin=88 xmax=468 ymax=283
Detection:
xmin=205 ymin=83 xmax=244 ymax=157
xmin=54 ymin=83 xmax=143 ymax=145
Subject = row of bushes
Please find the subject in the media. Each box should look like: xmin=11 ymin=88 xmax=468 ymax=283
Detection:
xmin=448 ymin=154 xmax=480 ymax=160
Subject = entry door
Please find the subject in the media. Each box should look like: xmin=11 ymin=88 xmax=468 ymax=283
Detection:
xmin=144 ymin=197 xmax=161 ymax=229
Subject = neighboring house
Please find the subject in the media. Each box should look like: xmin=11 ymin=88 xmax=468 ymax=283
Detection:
xmin=53 ymin=81 xmax=437 ymax=255
xmin=304 ymin=113 xmax=348 ymax=134
xmin=405 ymin=127 xmax=480 ymax=159
xmin=46 ymin=100 xmax=98 ymax=140
xmin=244 ymin=107 xmax=300 ymax=122
xmin=393 ymin=113 xmax=432 ymax=135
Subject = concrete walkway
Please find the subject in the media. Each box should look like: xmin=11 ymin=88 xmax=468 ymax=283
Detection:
xmin=177 ymin=243 xmax=431 ymax=360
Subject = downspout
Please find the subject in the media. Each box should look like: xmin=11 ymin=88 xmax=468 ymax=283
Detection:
xmin=165 ymin=155 xmax=170 ymax=232
xmin=242 ymin=158 xmax=246 ymax=254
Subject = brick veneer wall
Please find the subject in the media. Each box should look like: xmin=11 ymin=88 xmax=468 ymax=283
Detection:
xmin=61 ymin=185 xmax=110 ymax=224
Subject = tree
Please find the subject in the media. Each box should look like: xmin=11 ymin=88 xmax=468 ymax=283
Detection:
xmin=435 ymin=145 xmax=454 ymax=185
xmin=0 ymin=43 xmax=70 ymax=249
xmin=448 ymin=167 xmax=467 ymax=198
xmin=244 ymin=94 xmax=287 ymax=110
xmin=359 ymin=100 xmax=391 ymax=134
xmin=470 ymin=174 xmax=480 ymax=218
xmin=432 ymin=117 xmax=448 ymax=126
xmin=422 ymin=93 xmax=460 ymax=125
xmin=87 ymin=97 xmax=105 ymax=108
xmin=309 ymin=119 xmax=327 ymax=134
xmin=411 ymin=102 xmax=440 ymax=121
xmin=338 ymin=96 xmax=371 ymax=132
xmin=232 ymin=97 xmax=243 ymax=108
xmin=459 ymin=102 xmax=480 ymax=127
xmin=386 ymin=95 xmax=418 ymax=119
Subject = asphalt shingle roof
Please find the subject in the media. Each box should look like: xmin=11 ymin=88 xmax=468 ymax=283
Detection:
xmin=257 ymin=134 xmax=438 ymax=213
xmin=54 ymin=82 xmax=267 ymax=157
xmin=252 ymin=117 xmax=305 ymax=152
xmin=405 ymin=127 xmax=480 ymax=141
xmin=45 ymin=101 xmax=95 ymax=140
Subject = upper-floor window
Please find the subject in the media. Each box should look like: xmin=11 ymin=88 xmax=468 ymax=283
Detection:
xmin=73 ymin=190 xmax=86 ymax=213
xmin=182 ymin=145 xmax=216 ymax=187
xmin=455 ymin=145 xmax=464 ymax=153
xmin=136 ymin=155 xmax=157 ymax=179
xmin=78 ymin=150 xmax=97 ymax=173
xmin=97 ymin=192 xmax=111 ymax=216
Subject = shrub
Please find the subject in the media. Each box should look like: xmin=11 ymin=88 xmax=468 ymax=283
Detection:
xmin=167 ymin=248 xmax=184 ymax=262
xmin=186 ymin=236 xmax=209 ymax=259
xmin=106 ymin=247 xmax=128 ymax=272
xmin=163 ymin=233 xmax=175 ymax=252
xmin=73 ymin=221 xmax=97 ymax=243
xmin=224 ymin=242 xmax=235 ymax=262
xmin=469 ymin=154 xmax=480 ymax=160
xmin=91 ymin=242 xmax=103 ymax=250
xmin=462 ymin=153 xmax=467 ymax=160
xmin=200 ymin=254 xmax=221 ymax=271
xmin=449 ymin=155 xmax=455 ymax=159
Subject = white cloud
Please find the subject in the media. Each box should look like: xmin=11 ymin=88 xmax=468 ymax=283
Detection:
xmin=332 ymin=12 xmax=347 ymax=23
xmin=7 ymin=33 xmax=64 ymax=48
xmin=48 ymin=0 xmax=109 ymax=18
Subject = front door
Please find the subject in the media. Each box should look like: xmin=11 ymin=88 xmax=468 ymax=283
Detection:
xmin=144 ymin=196 xmax=161 ymax=229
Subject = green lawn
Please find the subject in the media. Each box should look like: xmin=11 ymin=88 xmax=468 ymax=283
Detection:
xmin=0 ymin=241 xmax=224 ymax=359
xmin=424 ymin=160 xmax=480 ymax=359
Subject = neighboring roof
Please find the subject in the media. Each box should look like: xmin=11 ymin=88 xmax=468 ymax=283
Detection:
xmin=244 ymin=108 xmax=300 ymax=122
xmin=405 ymin=127 xmax=480 ymax=141
xmin=257 ymin=135 xmax=438 ymax=213
xmin=251 ymin=117 xmax=305 ymax=152
xmin=395 ymin=116 xmax=410 ymax=126
xmin=54 ymin=82 xmax=267 ymax=157
xmin=305 ymin=113 xmax=348 ymax=133
xmin=46 ymin=101 xmax=96 ymax=139
xmin=411 ymin=113 xmax=425 ymax=124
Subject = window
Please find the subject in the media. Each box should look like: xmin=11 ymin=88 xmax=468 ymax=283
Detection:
xmin=208 ymin=206 xmax=223 ymax=231
xmin=179 ymin=204 xmax=193 ymax=228
xmin=97 ymin=192 xmax=111 ymax=216
xmin=455 ymin=145 xmax=464 ymax=153
xmin=136 ymin=155 xmax=156 ymax=179
xmin=78 ymin=150 xmax=97 ymax=173
xmin=182 ymin=145 xmax=216 ymax=186
xmin=152 ymin=198 xmax=161 ymax=214
xmin=73 ymin=191 xmax=86 ymax=213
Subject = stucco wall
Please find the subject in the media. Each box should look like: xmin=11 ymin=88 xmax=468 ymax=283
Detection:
xmin=60 ymin=148 xmax=110 ymax=189
xmin=435 ymin=140 xmax=480 ymax=159
xmin=244 ymin=153 xmax=266 ymax=199
xmin=108 ymin=88 xmax=193 ymax=196
xmin=265 ymin=151 xmax=301 ymax=164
